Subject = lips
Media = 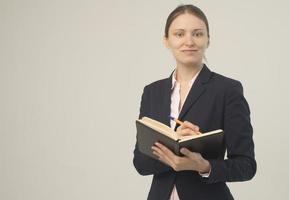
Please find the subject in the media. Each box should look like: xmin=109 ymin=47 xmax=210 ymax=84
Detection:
xmin=181 ymin=49 xmax=198 ymax=52
xmin=181 ymin=49 xmax=198 ymax=54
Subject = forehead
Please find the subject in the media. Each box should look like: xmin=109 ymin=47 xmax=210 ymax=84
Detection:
xmin=170 ymin=13 xmax=206 ymax=31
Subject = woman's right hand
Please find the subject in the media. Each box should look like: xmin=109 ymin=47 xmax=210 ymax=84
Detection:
xmin=176 ymin=121 xmax=200 ymax=137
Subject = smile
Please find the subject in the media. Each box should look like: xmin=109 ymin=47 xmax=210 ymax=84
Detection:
xmin=181 ymin=50 xmax=198 ymax=54
xmin=181 ymin=49 xmax=198 ymax=52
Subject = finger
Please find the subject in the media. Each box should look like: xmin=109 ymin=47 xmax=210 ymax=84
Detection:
xmin=180 ymin=148 xmax=196 ymax=159
xmin=151 ymin=144 xmax=173 ymax=160
xmin=180 ymin=121 xmax=200 ymax=132
xmin=177 ymin=128 xmax=195 ymax=136
xmin=152 ymin=150 xmax=171 ymax=166
xmin=152 ymin=150 xmax=174 ymax=166
xmin=180 ymin=148 xmax=190 ymax=156
xmin=152 ymin=145 xmax=176 ymax=167
xmin=154 ymin=142 xmax=176 ymax=158
xmin=154 ymin=143 xmax=189 ymax=171
xmin=184 ymin=121 xmax=200 ymax=132
xmin=180 ymin=148 xmax=203 ymax=160
xmin=154 ymin=143 xmax=180 ymax=166
xmin=177 ymin=128 xmax=199 ymax=137
xmin=151 ymin=145 xmax=165 ymax=158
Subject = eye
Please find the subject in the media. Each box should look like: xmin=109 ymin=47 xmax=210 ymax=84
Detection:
xmin=193 ymin=31 xmax=204 ymax=37
xmin=175 ymin=32 xmax=184 ymax=38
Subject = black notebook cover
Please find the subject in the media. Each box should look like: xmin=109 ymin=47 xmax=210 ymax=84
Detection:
xmin=136 ymin=120 xmax=224 ymax=159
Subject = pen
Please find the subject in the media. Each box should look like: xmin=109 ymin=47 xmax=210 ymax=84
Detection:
xmin=169 ymin=116 xmax=184 ymax=126
xmin=169 ymin=116 xmax=201 ymax=135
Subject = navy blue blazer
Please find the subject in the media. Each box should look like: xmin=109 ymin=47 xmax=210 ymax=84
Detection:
xmin=133 ymin=65 xmax=257 ymax=200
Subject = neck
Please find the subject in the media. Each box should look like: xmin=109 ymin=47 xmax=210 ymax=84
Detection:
xmin=175 ymin=62 xmax=203 ymax=83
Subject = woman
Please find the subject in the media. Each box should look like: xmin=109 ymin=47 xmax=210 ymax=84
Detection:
xmin=133 ymin=4 xmax=256 ymax=200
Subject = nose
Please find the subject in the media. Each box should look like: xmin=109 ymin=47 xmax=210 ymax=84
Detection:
xmin=184 ymin=35 xmax=195 ymax=46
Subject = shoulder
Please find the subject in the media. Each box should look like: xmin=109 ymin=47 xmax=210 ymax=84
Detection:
xmin=209 ymin=71 xmax=243 ymax=94
xmin=211 ymin=72 xmax=241 ymax=87
xmin=143 ymin=77 xmax=170 ymax=93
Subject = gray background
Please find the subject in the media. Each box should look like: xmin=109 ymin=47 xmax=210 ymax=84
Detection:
xmin=1 ymin=0 xmax=289 ymax=199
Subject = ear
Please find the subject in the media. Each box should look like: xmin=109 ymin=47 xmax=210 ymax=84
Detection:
xmin=163 ymin=36 xmax=169 ymax=49
xmin=206 ymin=38 xmax=210 ymax=48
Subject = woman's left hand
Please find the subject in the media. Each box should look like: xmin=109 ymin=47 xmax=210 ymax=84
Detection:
xmin=151 ymin=142 xmax=211 ymax=173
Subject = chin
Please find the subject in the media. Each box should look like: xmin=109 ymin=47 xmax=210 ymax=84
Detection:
xmin=176 ymin=55 xmax=202 ymax=65
xmin=180 ymin=59 xmax=202 ymax=67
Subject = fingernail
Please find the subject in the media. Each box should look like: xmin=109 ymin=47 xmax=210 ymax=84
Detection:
xmin=180 ymin=148 xmax=187 ymax=154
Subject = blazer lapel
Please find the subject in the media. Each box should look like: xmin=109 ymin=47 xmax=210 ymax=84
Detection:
xmin=178 ymin=65 xmax=212 ymax=120
xmin=161 ymin=73 xmax=173 ymax=126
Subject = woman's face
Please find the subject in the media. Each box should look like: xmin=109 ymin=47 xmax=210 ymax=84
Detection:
xmin=164 ymin=13 xmax=209 ymax=67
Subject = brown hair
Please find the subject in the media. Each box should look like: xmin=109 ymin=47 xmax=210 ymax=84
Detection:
xmin=164 ymin=4 xmax=210 ymax=38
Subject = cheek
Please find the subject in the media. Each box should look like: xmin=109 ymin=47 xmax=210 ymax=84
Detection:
xmin=196 ymin=40 xmax=209 ymax=50
xmin=199 ymin=45 xmax=207 ymax=52
xmin=168 ymin=39 xmax=183 ymax=49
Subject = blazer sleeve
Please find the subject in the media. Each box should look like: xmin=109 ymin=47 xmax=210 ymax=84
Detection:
xmin=201 ymin=81 xmax=257 ymax=183
xmin=133 ymin=86 xmax=171 ymax=175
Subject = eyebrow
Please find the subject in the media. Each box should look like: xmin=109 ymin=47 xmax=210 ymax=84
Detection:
xmin=172 ymin=28 xmax=205 ymax=31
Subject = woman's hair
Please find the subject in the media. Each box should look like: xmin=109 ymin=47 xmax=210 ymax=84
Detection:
xmin=164 ymin=4 xmax=210 ymax=38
